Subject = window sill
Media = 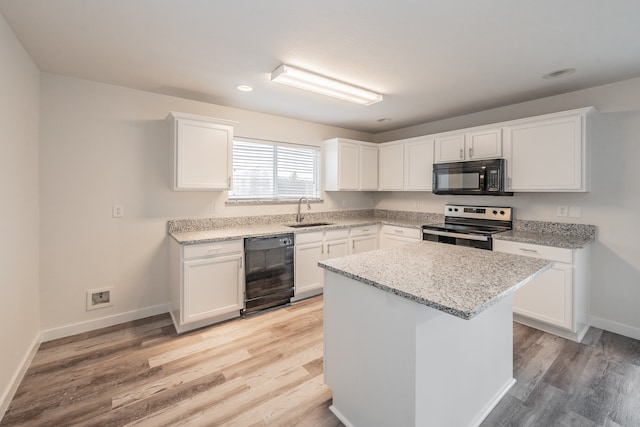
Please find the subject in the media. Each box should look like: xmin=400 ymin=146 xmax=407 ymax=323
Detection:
xmin=225 ymin=198 xmax=324 ymax=207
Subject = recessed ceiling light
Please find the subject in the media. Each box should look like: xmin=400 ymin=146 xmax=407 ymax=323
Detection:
xmin=542 ymin=68 xmax=576 ymax=79
xmin=236 ymin=84 xmax=254 ymax=92
xmin=377 ymin=118 xmax=391 ymax=123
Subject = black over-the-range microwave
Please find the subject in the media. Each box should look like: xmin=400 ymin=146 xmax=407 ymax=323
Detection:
xmin=432 ymin=158 xmax=513 ymax=196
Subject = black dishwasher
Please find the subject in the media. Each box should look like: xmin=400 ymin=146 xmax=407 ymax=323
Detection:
xmin=243 ymin=234 xmax=294 ymax=316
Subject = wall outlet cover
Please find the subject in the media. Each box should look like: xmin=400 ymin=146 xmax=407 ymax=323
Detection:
xmin=557 ymin=206 xmax=568 ymax=217
xmin=86 ymin=288 xmax=113 ymax=311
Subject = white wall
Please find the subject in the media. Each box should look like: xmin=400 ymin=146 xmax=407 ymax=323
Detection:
xmin=374 ymin=78 xmax=640 ymax=339
xmin=0 ymin=13 xmax=40 ymax=415
xmin=38 ymin=74 xmax=374 ymax=337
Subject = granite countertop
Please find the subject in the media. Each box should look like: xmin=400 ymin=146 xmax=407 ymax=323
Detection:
xmin=169 ymin=217 xmax=424 ymax=245
xmin=319 ymin=241 xmax=553 ymax=320
xmin=493 ymin=230 xmax=594 ymax=249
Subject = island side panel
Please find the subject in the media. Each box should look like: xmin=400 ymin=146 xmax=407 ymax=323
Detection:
xmin=323 ymin=270 xmax=417 ymax=427
xmin=415 ymin=295 xmax=515 ymax=427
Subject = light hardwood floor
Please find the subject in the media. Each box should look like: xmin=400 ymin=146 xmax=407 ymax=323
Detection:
xmin=2 ymin=296 xmax=639 ymax=426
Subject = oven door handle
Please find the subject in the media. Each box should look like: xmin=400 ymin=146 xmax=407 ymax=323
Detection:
xmin=422 ymin=229 xmax=489 ymax=242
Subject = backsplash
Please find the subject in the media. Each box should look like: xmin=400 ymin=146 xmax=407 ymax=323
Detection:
xmin=168 ymin=209 xmax=378 ymax=233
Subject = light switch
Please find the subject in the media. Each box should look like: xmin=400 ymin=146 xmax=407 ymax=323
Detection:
xmin=569 ymin=206 xmax=582 ymax=218
xmin=112 ymin=204 xmax=123 ymax=218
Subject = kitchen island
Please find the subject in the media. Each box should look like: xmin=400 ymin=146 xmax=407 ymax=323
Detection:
xmin=319 ymin=241 xmax=553 ymax=427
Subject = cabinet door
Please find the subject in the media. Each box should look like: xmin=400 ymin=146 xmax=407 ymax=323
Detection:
xmin=434 ymin=134 xmax=465 ymax=163
xmin=174 ymin=118 xmax=232 ymax=190
xmin=404 ymin=138 xmax=434 ymax=191
xmin=337 ymin=142 xmax=360 ymax=190
xmin=378 ymin=143 xmax=404 ymax=190
xmin=351 ymin=235 xmax=378 ymax=254
xmin=359 ymin=145 xmax=379 ymax=190
xmin=294 ymin=241 xmax=325 ymax=295
xmin=466 ymin=128 xmax=502 ymax=160
xmin=513 ymin=263 xmax=573 ymax=330
xmin=326 ymin=239 xmax=349 ymax=260
xmin=182 ymin=254 xmax=243 ymax=323
xmin=503 ymin=115 xmax=584 ymax=191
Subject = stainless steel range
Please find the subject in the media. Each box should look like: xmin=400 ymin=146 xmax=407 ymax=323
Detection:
xmin=422 ymin=204 xmax=512 ymax=250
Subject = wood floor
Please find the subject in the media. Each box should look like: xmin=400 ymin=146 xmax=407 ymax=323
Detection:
xmin=2 ymin=295 xmax=639 ymax=426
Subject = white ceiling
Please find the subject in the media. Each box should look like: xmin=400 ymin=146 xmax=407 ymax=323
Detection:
xmin=1 ymin=0 xmax=640 ymax=133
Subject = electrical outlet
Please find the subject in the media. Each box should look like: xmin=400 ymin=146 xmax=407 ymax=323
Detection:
xmin=556 ymin=206 xmax=568 ymax=217
xmin=342 ymin=200 xmax=347 ymax=208
xmin=87 ymin=288 xmax=113 ymax=310
xmin=112 ymin=204 xmax=123 ymax=218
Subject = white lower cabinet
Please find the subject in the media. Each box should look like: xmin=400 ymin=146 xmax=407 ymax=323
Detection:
xmin=350 ymin=225 xmax=379 ymax=254
xmin=493 ymin=239 xmax=590 ymax=342
xmin=379 ymin=225 xmax=421 ymax=249
xmin=294 ymin=229 xmax=349 ymax=301
xmin=170 ymin=239 xmax=244 ymax=333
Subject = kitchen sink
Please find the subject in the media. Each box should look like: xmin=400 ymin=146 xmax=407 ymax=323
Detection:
xmin=285 ymin=222 xmax=333 ymax=228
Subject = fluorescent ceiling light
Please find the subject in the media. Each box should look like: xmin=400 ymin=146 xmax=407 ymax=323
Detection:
xmin=271 ymin=64 xmax=383 ymax=106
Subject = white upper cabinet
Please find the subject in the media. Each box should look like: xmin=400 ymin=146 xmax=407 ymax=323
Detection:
xmin=434 ymin=133 xmax=466 ymax=162
xmin=167 ymin=111 xmax=236 ymax=191
xmin=324 ymin=138 xmax=378 ymax=191
xmin=360 ymin=144 xmax=379 ymax=190
xmin=503 ymin=107 xmax=593 ymax=192
xmin=379 ymin=136 xmax=434 ymax=191
xmin=378 ymin=142 xmax=404 ymax=191
xmin=466 ymin=128 xmax=502 ymax=160
xmin=434 ymin=127 xmax=502 ymax=163
xmin=404 ymin=136 xmax=434 ymax=191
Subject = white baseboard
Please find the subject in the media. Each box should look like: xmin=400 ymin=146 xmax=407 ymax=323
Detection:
xmin=39 ymin=303 xmax=171 ymax=342
xmin=589 ymin=315 xmax=640 ymax=341
xmin=0 ymin=334 xmax=40 ymax=422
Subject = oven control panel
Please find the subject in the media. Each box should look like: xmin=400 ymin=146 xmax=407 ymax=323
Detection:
xmin=445 ymin=205 xmax=512 ymax=221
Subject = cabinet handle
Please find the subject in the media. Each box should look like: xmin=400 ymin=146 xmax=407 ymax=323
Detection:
xmin=352 ymin=240 xmax=355 ymax=249
xmin=238 ymin=257 xmax=243 ymax=269
xmin=207 ymin=247 xmax=223 ymax=253
xmin=519 ymin=248 xmax=539 ymax=254
xmin=469 ymin=147 xmax=473 ymax=158
xmin=321 ymin=245 xmax=324 ymax=255
xmin=228 ymin=176 xmax=231 ymax=188
xmin=460 ymin=148 xmax=463 ymax=159
xmin=394 ymin=229 xmax=404 ymax=234
xmin=327 ymin=244 xmax=330 ymax=255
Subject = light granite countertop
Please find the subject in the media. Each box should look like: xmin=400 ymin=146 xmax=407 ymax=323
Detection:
xmin=169 ymin=217 xmax=424 ymax=245
xmin=319 ymin=241 xmax=553 ymax=320
xmin=493 ymin=230 xmax=594 ymax=249
xmin=168 ymin=211 xmax=596 ymax=250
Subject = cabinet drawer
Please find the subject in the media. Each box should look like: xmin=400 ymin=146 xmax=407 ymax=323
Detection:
xmin=183 ymin=239 xmax=243 ymax=259
xmin=493 ymin=240 xmax=572 ymax=264
xmin=350 ymin=225 xmax=378 ymax=237
xmin=295 ymin=231 xmax=325 ymax=245
xmin=325 ymin=228 xmax=350 ymax=241
xmin=381 ymin=225 xmax=420 ymax=240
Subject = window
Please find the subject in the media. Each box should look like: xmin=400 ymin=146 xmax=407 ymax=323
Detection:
xmin=229 ymin=138 xmax=321 ymax=200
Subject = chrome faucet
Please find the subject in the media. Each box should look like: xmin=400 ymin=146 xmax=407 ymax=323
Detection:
xmin=296 ymin=197 xmax=311 ymax=222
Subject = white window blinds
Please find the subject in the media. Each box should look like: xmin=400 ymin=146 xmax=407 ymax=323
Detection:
xmin=229 ymin=138 xmax=321 ymax=200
